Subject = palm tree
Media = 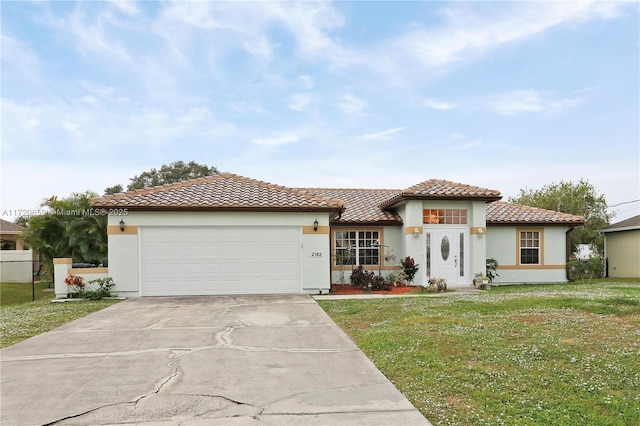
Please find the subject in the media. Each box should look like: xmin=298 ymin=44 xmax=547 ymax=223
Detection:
xmin=22 ymin=191 xmax=108 ymax=282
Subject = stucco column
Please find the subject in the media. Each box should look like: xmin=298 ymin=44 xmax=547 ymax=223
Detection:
xmin=404 ymin=226 xmax=425 ymax=286
xmin=54 ymin=258 xmax=72 ymax=299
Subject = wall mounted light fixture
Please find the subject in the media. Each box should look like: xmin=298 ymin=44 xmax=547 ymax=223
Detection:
xmin=313 ymin=219 xmax=319 ymax=232
xmin=119 ymin=219 xmax=125 ymax=232
xmin=413 ymin=227 xmax=420 ymax=237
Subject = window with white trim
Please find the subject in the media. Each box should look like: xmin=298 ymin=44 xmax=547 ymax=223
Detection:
xmin=334 ymin=230 xmax=380 ymax=266
xmin=520 ymin=231 xmax=540 ymax=264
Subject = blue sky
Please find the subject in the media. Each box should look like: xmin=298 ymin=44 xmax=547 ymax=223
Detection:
xmin=2 ymin=1 xmax=639 ymax=221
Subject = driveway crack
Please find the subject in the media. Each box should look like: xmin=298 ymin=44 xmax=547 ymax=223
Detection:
xmin=134 ymin=348 xmax=187 ymax=408
xmin=42 ymin=402 xmax=132 ymax=425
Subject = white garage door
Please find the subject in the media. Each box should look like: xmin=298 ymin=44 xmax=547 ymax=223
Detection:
xmin=140 ymin=226 xmax=301 ymax=296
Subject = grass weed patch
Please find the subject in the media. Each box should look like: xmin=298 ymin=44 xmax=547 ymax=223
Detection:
xmin=319 ymin=281 xmax=640 ymax=425
xmin=1 ymin=299 xmax=120 ymax=348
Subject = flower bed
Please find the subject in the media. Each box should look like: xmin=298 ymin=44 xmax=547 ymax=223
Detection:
xmin=330 ymin=284 xmax=422 ymax=295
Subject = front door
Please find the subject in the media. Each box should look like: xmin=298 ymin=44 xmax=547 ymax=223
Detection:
xmin=429 ymin=228 xmax=468 ymax=285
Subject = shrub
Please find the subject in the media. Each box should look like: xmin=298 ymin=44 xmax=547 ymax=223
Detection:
xmin=400 ymin=256 xmax=419 ymax=284
xmin=349 ymin=266 xmax=391 ymax=291
xmin=371 ymin=275 xmax=389 ymax=291
xmin=64 ymin=274 xmax=86 ymax=297
xmin=83 ymin=277 xmax=116 ymax=300
xmin=568 ymin=257 xmax=604 ymax=283
xmin=386 ymin=271 xmax=407 ymax=287
xmin=486 ymin=258 xmax=499 ymax=283
xmin=350 ymin=266 xmax=370 ymax=288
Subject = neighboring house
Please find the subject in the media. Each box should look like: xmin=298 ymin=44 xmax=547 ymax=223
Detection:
xmin=0 ymin=219 xmax=39 ymax=283
xmin=89 ymin=173 xmax=584 ymax=297
xmin=0 ymin=219 xmax=25 ymax=250
xmin=600 ymin=215 xmax=640 ymax=278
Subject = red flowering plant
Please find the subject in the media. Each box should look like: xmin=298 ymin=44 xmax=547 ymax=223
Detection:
xmin=400 ymin=256 xmax=419 ymax=285
xmin=64 ymin=274 xmax=86 ymax=297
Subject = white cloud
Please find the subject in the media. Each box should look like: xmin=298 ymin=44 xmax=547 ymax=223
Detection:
xmin=288 ymin=94 xmax=311 ymax=111
xmin=242 ymin=36 xmax=273 ymax=61
xmin=230 ymin=101 xmax=267 ymax=115
xmin=77 ymin=81 xmax=115 ymax=98
xmin=64 ymin=6 xmax=133 ymax=62
xmin=0 ymin=34 xmax=42 ymax=82
xmin=361 ymin=127 xmax=407 ymax=141
xmin=1 ymin=98 xmax=236 ymax=156
xmin=484 ymin=90 xmax=582 ymax=115
xmin=158 ymin=1 xmax=349 ymax=65
xmin=338 ymin=93 xmax=366 ymax=116
xmin=252 ymin=132 xmax=300 ymax=146
xmin=420 ymin=90 xmax=582 ymax=116
xmin=297 ymin=75 xmax=315 ymax=90
xmin=423 ymin=98 xmax=456 ymax=111
xmin=389 ymin=1 xmax=631 ymax=70
xmin=108 ymin=0 xmax=140 ymax=16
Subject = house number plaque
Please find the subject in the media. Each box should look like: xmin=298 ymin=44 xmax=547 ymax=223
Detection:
xmin=310 ymin=252 xmax=323 ymax=258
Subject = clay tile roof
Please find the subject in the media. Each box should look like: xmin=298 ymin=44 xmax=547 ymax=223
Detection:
xmin=301 ymin=189 xmax=403 ymax=225
xmin=0 ymin=219 xmax=25 ymax=234
xmin=600 ymin=214 xmax=640 ymax=233
xmin=380 ymin=179 xmax=502 ymax=208
xmin=486 ymin=201 xmax=584 ymax=225
xmin=90 ymin=173 xmax=344 ymax=212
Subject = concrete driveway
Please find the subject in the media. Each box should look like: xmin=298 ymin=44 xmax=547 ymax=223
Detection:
xmin=1 ymin=295 xmax=430 ymax=425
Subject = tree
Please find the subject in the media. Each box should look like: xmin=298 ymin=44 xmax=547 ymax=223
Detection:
xmin=22 ymin=191 xmax=107 ymax=281
xmin=508 ymin=179 xmax=612 ymax=255
xmin=103 ymin=184 xmax=123 ymax=195
xmin=127 ymin=161 xmax=219 ymax=190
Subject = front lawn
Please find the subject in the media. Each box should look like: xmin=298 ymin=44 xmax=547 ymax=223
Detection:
xmin=318 ymin=280 xmax=640 ymax=426
xmin=1 ymin=281 xmax=54 ymax=305
xmin=1 ymin=282 xmax=120 ymax=348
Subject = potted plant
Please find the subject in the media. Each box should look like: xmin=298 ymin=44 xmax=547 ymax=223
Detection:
xmin=473 ymin=272 xmax=484 ymax=287
xmin=486 ymin=258 xmax=499 ymax=283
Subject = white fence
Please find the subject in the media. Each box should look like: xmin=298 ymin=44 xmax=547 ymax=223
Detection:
xmin=0 ymin=250 xmax=36 ymax=283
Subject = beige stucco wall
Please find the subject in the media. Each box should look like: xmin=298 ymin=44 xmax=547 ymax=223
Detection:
xmin=605 ymin=230 xmax=640 ymax=278
xmin=109 ymin=211 xmax=332 ymax=296
xmin=53 ymin=258 xmax=109 ymax=298
xmin=486 ymin=225 xmax=569 ymax=283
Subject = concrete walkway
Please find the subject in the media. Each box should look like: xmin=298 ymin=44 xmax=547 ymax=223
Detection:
xmin=0 ymin=294 xmax=430 ymax=425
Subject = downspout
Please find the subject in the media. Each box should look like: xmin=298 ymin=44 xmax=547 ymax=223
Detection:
xmin=566 ymin=227 xmax=574 ymax=282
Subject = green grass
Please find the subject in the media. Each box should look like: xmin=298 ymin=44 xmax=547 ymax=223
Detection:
xmin=318 ymin=280 xmax=640 ymax=426
xmin=1 ymin=282 xmax=120 ymax=348
xmin=1 ymin=281 xmax=55 ymax=305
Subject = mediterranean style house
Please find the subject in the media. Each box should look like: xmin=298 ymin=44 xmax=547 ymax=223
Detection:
xmin=85 ymin=173 xmax=583 ymax=297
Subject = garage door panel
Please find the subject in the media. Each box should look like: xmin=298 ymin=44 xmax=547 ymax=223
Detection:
xmin=140 ymin=226 xmax=301 ymax=296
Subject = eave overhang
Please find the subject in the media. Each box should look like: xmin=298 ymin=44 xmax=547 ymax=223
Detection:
xmin=380 ymin=194 xmax=503 ymax=210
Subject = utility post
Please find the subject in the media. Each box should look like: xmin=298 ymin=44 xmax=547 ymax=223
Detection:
xmin=371 ymin=242 xmax=389 ymax=277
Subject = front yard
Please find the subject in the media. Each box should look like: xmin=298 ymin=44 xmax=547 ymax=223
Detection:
xmin=318 ymin=279 xmax=640 ymax=426
xmin=0 ymin=282 xmax=120 ymax=348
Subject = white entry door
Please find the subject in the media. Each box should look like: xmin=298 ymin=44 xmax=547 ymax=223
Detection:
xmin=430 ymin=228 xmax=468 ymax=286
